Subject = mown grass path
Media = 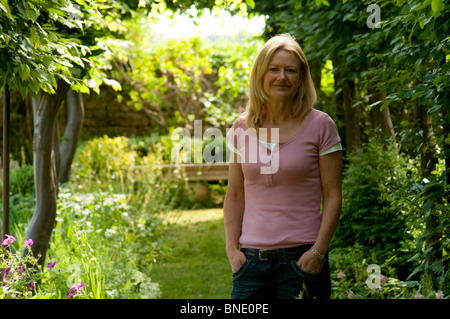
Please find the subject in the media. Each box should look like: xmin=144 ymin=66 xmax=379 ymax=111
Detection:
xmin=152 ymin=208 xmax=232 ymax=299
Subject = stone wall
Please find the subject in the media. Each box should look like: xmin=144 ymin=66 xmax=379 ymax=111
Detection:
xmin=82 ymin=85 xmax=152 ymax=136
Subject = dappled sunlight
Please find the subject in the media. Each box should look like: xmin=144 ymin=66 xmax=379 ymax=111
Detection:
xmin=161 ymin=208 xmax=223 ymax=226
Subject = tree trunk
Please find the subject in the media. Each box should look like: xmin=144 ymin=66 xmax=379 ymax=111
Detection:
xmin=59 ymin=88 xmax=84 ymax=184
xmin=2 ymin=84 xmax=10 ymax=240
xmin=24 ymin=81 xmax=69 ymax=266
xmin=310 ymin=60 xmax=323 ymax=97
xmin=54 ymin=121 xmax=61 ymax=185
xmin=369 ymin=89 xmax=396 ymax=142
xmin=444 ymin=107 xmax=450 ymax=187
xmin=416 ymin=100 xmax=441 ymax=290
xmin=416 ymin=101 xmax=438 ymax=178
xmin=440 ymin=56 xmax=449 ymax=188
xmin=25 ymin=93 xmax=34 ymax=148
xmin=342 ymin=79 xmax=361 ymax=153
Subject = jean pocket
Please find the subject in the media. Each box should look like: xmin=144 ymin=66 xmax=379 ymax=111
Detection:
xmin=232 ymin=258 xmax=252 ymax=280
xmin=290 ymin=260 xmax=325 ymax=282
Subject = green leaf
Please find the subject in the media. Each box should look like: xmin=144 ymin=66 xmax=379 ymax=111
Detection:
xmin=103 ymin=78 xmax=122 ymax=91
xmin=403 ymin=281 xmax=419 ymax=288
xmin=246 ymin=0 xmax=255 ymax=9
xmin=72 ymin=81 xmax=90 ymax=94
xmin=416 ymin=235 xmax=426 ymax=250
xmin=407 ymin=252 xmax=421 ymax=262
xmin=158 ymin=0 xmax=166 ymax=13
xmin=1 ymin=32 xmax=10 ymax=45
xmin=430 ymin=259 xmax=443 ymax=272
xmin=25 ymin=6 xmax=38 ymax=22
xmin=56 ymin=73 xmax=72 ymax=85
xmin=422 ymin=199 xmax=434 ymax=210
xmin=19 ymin=64 xmax=30 ymax=81
xmin=239 ymin=2 xmax=247 ymax=14
xmin=407 ymin=265 xmax=423 ymax=280
xmin=28 ymin=79 xmax=40 ymax=95
xmin=412 ymin=0 xmax=431 ymax=11
xmin=367 ymin=100 xmax=383 ymax=110
xmin=0 ymin=0 xmax=12 ymax=18
xmin=30 ymin=26 xmax=41 ymax=49
xmin=431 ymin=0 xmax=444 ymax=14
xmin=46 ymin=7 xmax=66 ymax=17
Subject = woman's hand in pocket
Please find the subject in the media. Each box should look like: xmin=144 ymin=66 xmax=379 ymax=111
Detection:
xmin=298 ymin=250 xmax=323 ymax=274
xmin=227 ymin=248 xmax=247 ymax=272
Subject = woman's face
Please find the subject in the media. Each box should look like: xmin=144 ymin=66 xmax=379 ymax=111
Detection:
xmin=263 ymin=49 xmax=301 ymax=103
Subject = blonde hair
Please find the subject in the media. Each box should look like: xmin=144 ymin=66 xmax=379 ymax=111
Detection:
xmin=245 ymin=33 xmax=316 ymax=129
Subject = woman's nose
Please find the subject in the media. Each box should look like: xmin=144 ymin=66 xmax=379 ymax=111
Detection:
xmin=277 ymin=69 xmax=287 ymax=80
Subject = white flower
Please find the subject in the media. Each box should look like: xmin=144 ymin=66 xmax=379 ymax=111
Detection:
xmin=105 ymin=228 xmax=117 ymax=238
xmin=414 ymin=292 xmax=424 ymax=299
xmin=435 ymin=291 xmax=444 ymax=299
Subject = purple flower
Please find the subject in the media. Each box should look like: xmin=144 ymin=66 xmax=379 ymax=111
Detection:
xmin=16 ymin=262 xmax=25 ymax=280
xmin=17 ymin=262 xmax=25 ymax=272
xmin=66 ymin=283 xmax=86 ymax=299
xmin=23 ymin=239 xmax=33 ymax=247
xmin=2 ymin=234 xmax=16 ymax=246
xmin=47 ymin=261 xmax=57 ymax=269
xmin=66 ymin=292 xmax=77 ymax=298
xmin=27 ymin=281 xmax=35 ymax=291
xmin=2 ymin=267 xmax=12 ymax=279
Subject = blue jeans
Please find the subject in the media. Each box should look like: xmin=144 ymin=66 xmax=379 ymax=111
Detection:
xmin=231 ymin=245 xmax=331 ymax=299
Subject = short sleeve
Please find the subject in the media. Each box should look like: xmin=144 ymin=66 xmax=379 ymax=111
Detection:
xmin=320 ymin=142 xmax=342 ymax=156
xmin=318 ymin=114 xmax=341 ymax=154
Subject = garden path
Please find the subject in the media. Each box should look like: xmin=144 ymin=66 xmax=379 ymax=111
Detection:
xmin=151 ymin=208 xmax=232 ymax=298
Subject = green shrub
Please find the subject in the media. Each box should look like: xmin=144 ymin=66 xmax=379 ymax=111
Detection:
xmin=332 ymin=136 xmax=413 ymax=277
xmin=10 ymin=164 xmax=34 ymax=196
xmin=73 ymin=135 xmax=137 ymax=183
xmin=47 ymin=187 xmax=163 ymax=299
xmin=393 ymin=167 xmax=450 ymax=296
xmin=329 ymin=245 xmax=429 ymax=299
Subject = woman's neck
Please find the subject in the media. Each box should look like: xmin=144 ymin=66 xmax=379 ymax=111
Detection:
xmin=264 ymin=100 xmax=293 ymax=125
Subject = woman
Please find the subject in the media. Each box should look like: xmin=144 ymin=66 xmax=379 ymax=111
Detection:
xmin=224 ymin=33 xmax=342 ymax=299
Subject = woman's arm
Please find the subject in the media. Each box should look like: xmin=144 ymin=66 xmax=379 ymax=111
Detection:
xmin=223 ymin=152 xmax=246 ymax=272
xmin=298 ymin=150 xmax=342 ymax=273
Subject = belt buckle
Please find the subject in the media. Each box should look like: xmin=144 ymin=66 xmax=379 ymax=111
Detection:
xmin=258 ymin=249 xmax=269 ymax=261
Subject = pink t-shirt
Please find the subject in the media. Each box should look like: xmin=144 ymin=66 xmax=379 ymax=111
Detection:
xmin=226 ymin=108 xmax=341 ymax=249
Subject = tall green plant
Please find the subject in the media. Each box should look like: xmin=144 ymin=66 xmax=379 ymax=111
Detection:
xmin=332 ymin=136 xmax=412 ymax=274
xmin=396 ymin=169 xmax=450 ymax=296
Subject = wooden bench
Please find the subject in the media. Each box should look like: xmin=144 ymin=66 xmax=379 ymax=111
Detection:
xmin=160 ymin=162 xmax=229 ymax=182
xmin=160 ymin=163 xmax=229 ymax=203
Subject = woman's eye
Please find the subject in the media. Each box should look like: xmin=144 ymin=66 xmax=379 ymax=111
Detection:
xmin=287 ymin=69 xmax=296 ymax=74
xmin=269 ymin=67 xmax=278 ymax=72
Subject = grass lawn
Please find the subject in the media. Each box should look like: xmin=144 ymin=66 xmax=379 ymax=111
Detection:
xmin=152 ymin=208 xmax=232 ymax=299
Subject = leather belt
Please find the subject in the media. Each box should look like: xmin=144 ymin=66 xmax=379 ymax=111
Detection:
xmin=241 ymin=245 xmax=312 ymax=261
